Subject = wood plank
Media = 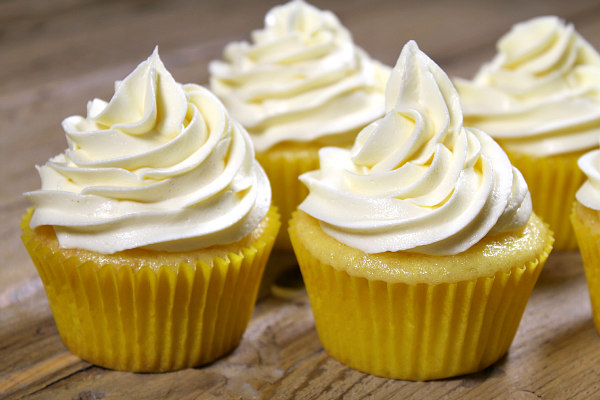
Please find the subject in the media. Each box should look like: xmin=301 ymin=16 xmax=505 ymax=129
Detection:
xmin=2 ymin=254 xmax=599 ymax=400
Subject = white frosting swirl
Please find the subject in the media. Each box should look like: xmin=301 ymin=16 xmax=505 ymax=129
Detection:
xmin=25 ymin=48 xmax=271 ymax=254
xmin=298 ymin=41 xmax=532 ymax=255
xmin=576 ymin=138 xmax=600 ymax=210
xmin=455 ymin=16 xmax=600 ymax=157
xmin=209 ymin=0 xmax=389 ymax=152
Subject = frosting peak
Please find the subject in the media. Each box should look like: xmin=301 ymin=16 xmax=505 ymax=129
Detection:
xmin=260 ymin=0 xmax=340 ymax=42
xmin=25 ymin=48 xmax=271 ymax=254
xmin=455 ymin=16 xmax=600 ymax=157
xmin=209 ymin=0 xmax=389 ymax=152
xmin=299 ymin=41 xmax=532 ymax=255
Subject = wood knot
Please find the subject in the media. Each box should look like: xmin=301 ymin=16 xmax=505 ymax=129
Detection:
xmin=73 ymin=390 xmax=106 ymax=400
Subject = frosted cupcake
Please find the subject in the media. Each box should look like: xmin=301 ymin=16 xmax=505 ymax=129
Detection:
xmin=289 ymin=41 xmax=553 ymax=380
xmin=21 ymin=48 xmax=280 ymax=372
xmin=454 ymin=16 xmax=600 ymax=250
xmin=571 ymin=139 xmax=600 ymax=333
xmin=210 ymin=0 xmax=389 ymax=249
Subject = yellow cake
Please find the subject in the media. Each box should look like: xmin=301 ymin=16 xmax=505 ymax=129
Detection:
xmin=209 ymin=0 xmax=390 ymax=250
xmin=21 ymin=206 xmax=279 ymax=372
xmin=21 ymin=49 xmax=279 ymax=372
xmin=290 ymin=210 xmax=551 ymax=380
xmin=571 ymin=202 xmax=600 ymax=333
xmin=454 ymin=16 xmax=600 ymax=251
xmin=290 ymin=41 xmax=554 ymax=381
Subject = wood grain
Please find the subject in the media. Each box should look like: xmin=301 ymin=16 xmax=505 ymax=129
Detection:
xmin=3 ymin=0 xmax=600 ymax=399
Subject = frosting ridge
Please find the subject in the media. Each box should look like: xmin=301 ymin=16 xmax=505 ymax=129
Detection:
xmin=576 ymin=138 xmax=600 ymax=210
xmin=25 ymin=48 xmax=271 ymax=254
xmin=455 ymin=16 xmax=600 ymax=156
xmin=299 ymin=41 xmax=532 ymax=255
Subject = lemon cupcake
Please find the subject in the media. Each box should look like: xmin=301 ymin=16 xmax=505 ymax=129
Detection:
xmin=571 ymin=140 xmax=600 ymax=333
xmin=21 ymin=48 xmax=280 ymax=372
xmin=454 ymin=16 xmax=600 ymax=251
xmin=289 ymin=41 xmax=553 ymax=381
xmin=210 ymin=0 xmax=390 ymax=250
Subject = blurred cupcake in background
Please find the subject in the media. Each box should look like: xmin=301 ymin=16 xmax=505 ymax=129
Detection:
xmin=454 ymin=15 xmax=600 ymax=251
xmin=571 ymin=138 xmax=600 ymax=333
xmin=290 ymin=41 xmax=553 ymax=381
xmin=21 ymin=48 xmax=279 ymax=372
xmin=210 ymin=0 xmax=390 ymax=251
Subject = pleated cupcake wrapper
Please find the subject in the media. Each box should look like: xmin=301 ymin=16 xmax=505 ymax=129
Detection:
xmin=570 ymin=203 xmax=600 ymax=334
xmin=257 ymin=146 xmax=319 ymax=251
xmin=289 ymin=217 xmax=551 ymax=381
xmin=505 ymin=149 xmax=584 ymax=251
xmin=20 ymin=208 xmax=279 ymax=372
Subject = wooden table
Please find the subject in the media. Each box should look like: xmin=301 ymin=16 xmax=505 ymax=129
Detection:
xmin=3 ymin=1 xmax=600 ymax=398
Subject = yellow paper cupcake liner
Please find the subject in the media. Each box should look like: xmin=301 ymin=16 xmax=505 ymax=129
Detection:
xmin=570 ymin=202 xmax=600 ymax=333
xmin=256 ymin=142 xmax=320 ymax=251
xmin=20 ymin=207 xmax=279 ymax=372
xmin=505 ymin=149 xmax=585 ymax=251
xmin=289 ymin=213 xmax=551 ymax=381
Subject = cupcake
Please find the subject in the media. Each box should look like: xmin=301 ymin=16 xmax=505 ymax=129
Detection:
xmin=571 ymin=140 xmax=600 ymax=333
xmin=210 ymin=0 xmax=390 ymax=250
xmin=289 ymin=41 xmax=554 ymax=381
xmin=454 ymin=16 xmax=600 ymax=250
xmin=20 ymin=48 xmax=280 ymax=372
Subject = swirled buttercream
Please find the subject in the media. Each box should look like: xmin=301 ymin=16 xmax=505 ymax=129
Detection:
xmin=209 ymin=0 xmax=389 ymax=152
xmin=298 ymin=41 xmax=532 ymax=255
xmin=25 ymin=48 xmax=271 ymax=254
xmin=455 ymin=16 xmax=600 ymax=157
xmin=576 ymin=139 xmax=600 ymax=210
